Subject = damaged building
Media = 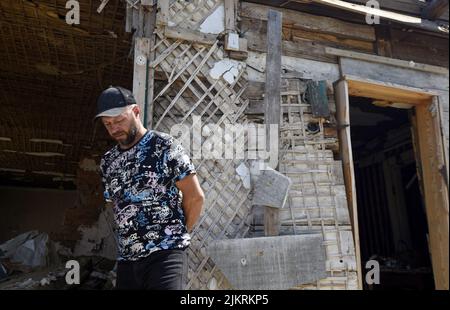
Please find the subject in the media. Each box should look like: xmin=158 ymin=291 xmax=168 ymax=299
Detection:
xmin=0 ymin=0 xmax=448 ymax=290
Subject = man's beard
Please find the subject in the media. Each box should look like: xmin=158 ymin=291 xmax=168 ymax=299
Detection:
xmin=116 ymin=125 xmax=138 ymax=147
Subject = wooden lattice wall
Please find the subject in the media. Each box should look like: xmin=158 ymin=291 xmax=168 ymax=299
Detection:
xmin=150 ymin=0 xmax=253 ymax=289
xmin=142 ymin=0 xmax=358 ymax=290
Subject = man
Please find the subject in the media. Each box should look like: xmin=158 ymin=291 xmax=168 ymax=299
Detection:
xmin=96 ymin=86 xmax=204 ymax=290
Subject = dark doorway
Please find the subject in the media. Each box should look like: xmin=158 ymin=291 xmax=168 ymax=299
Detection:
xmin=350 ymin=97 xmax=434 ymax=290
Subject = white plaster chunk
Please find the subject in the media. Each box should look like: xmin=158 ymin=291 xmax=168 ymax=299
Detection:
xmin=209 ymin=59 xmax=243 ymax=84
xmin=236 ymin=162 xmax=251 ymax=189
xmin=199 ymin=4 xmax=225 ymax=34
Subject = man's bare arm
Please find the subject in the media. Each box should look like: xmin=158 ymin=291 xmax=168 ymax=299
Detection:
xmin=176 ymin=174 xmax=204 ymax=232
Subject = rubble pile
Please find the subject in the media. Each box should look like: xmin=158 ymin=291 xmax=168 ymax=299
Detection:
xmin=0 ymin=230 xmax=116 ymax=290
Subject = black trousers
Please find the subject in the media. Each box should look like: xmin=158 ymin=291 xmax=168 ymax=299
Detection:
xmin=116 ymin=248 xmax=187 ymax=290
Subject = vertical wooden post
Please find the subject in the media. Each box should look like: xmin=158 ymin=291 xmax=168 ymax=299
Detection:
xmin=415 ymin=98 xmax=449 ymax=290
xmin=144 ymin=5 xmax=157 ymax=129
xmin=158 ymin=0 xmax=169 ymax=25
xmin=264 ymin=9 xmax=282 ymax=237
xmin=224 ymin=0 xmax=236 ymax=32
xmin=132 ymin=3 xmax=157 ymax=128
xmin=334 ymin=79 xmax=363 ymax=289
xmin=133 ymin=38 xmax=151 ymax=125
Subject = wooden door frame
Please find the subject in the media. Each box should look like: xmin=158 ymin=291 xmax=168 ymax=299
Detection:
xmin=334 ymin=75 xmax=449 ymax=290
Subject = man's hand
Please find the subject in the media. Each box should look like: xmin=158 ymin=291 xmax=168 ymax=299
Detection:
xmin=176 ymin=174 xmax=205 ymax=232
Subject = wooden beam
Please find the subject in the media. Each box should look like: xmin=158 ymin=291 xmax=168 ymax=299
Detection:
xmin=422 ymin=0 xmax=449 ymax=20
xmin=334 ymin=79 xmax=363 ymax=290
xmin=326 ymin=47 xmax=449 ymax=75
xmin=415 ymin=100 xmax=449 ymax=289
xmin=158 ymin=0 xmax=169 ymax=25
xmin=96 ymin=0 xmax=110 ymax=14
xmin=345 ymin=75 xmax=435 ymax=105
xmin=141 ymin=0 xmax=157 ymax=5
xmin=224 ymin=0 xmax=236 ymax=32
xmin=241 ymin=2 xmax=376 ymax=42
xmin=133 ymin=38 xmax=152 ymax=125
xmin=242 ymin=24 xmax=337 ymax=63
xmin=164 ymin=26 xmax=217 ymax=45
xmin=144 ymin=7 xmax=157 ymax=129
xmin=308 ymin=0 xmax=449 ymax=34
xmin=264 ymin=9 xmax=283 ymax=237
xmin=125 ymin=2 xmax=132 ymax=33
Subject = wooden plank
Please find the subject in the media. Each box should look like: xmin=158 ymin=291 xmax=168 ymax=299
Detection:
xmin=437 ymin=94 xmax=449 ymax=189
xmin=158 ymin=0 xmax=169 ymax=25
xmin=309 ymin=0 xmax=449 ymax=34
xmin=422 ymin=0 xmax=449 ymax=20
xmin=125 ymin=2 xmax=132 ymax=33
xmin=264 ymin=10 xmax=283 ymax=134
xmin=333 ymin=79 xmax=363 ymax=290
xmin=132 ymin=5 xmax=139 ymax=31
xmin=415 ymin=101 xmax=449 ymax=289
xmin=144 ymin=7 xmax=157 ymax=129
xmin=253 ymin=169 xmax=292 ymax=208
xmin=207 ymin=235 xmax=327 ymax=289
xmin=137 ymin=5 xmax=145 ymax=37
xmin=224 ymin=0 xmax=236 ymax=32
xmin=246 ymin=51 xmax=341 ymax=83
xmin=143 ymin=6 xmax=154 ymax=37
xmin=389 ymin=29 xmax=449 ymax=68
xmin=96 ymin=0 xmax=110 ymax=14
xmin=242 ymin=24 xmax=337 ymax=63
xmin=345 ymin=75 xmax=434 ymax=105
xmin=326 ymin=47 xmax=449 ymax=75
xmin=306 ymin=80 xmax=330 ymax=118
xmin=133 ymin=38 xmax=151 ymax=124
xmin=339 ymin=58 xmax=449 ymax=92
xmin=263 ymin=9 xmax=283 ymax=237
xmin=291 ymin=28 xmax=374 ymax=52
xmin=240 ymin=2 xmax=376 ymax=42
xmin=164 ymin=26 xmax=217 ymax=45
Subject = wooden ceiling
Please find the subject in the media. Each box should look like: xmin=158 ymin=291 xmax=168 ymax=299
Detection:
xmin=0 ymin=0 xmax=133 ymax=188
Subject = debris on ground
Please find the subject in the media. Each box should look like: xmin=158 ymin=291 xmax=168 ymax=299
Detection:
xmin=0 ymin=230 xmax=117 ymax=290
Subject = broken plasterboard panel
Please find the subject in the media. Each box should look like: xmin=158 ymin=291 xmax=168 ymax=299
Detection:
xmin=209 ymin=58 xmax=244 ymax=84
xmin=207 ymin=234 xmax=327 ymax=289
xmin=199 ymin=4 xmax=225 ymax=34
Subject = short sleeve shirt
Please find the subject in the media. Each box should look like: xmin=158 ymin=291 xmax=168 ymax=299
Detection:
xmin=100 ymin=130 xmax=196 ymax=261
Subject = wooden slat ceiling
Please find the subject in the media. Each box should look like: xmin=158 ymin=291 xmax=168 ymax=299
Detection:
xmin=0 ymin=0 xmax=133 ymax=188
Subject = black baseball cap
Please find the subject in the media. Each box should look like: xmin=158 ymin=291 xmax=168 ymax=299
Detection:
xmin=95 ymin=86 xmax=137 ymax=119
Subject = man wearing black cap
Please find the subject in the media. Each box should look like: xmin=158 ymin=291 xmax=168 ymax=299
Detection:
xmin=96 ymin=86 xmax=204 ymax=290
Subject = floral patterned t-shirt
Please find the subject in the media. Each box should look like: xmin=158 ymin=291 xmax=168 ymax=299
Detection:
xmin=100 ymin=130 xmax=196 ymax=261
